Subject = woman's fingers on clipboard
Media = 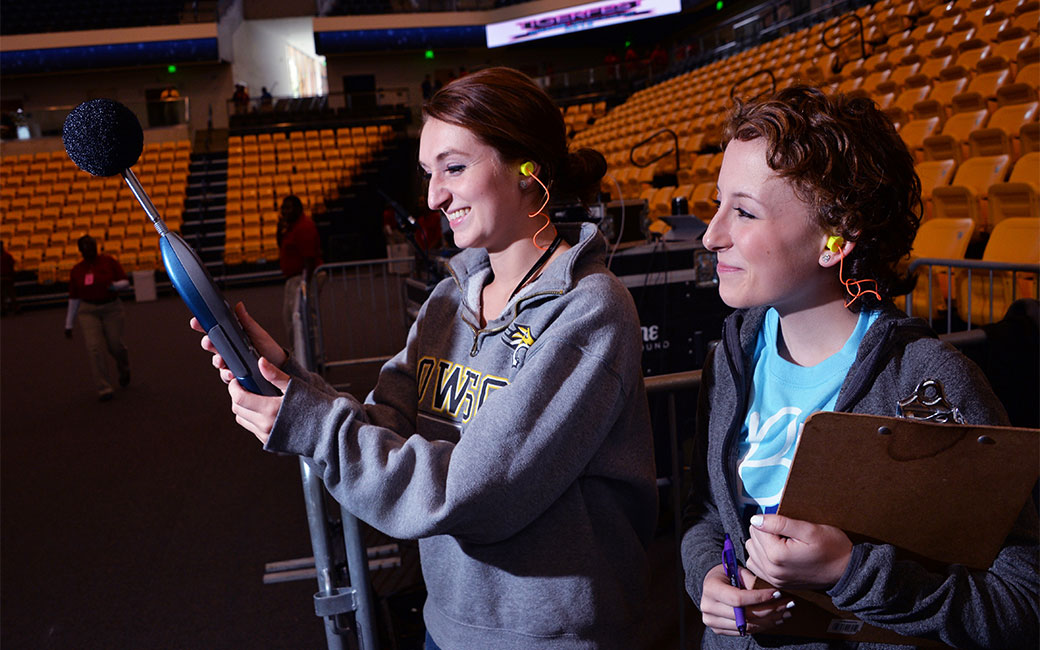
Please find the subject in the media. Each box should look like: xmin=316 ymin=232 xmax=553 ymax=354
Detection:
xmin=746 ymin=514 xmax=853 ymax=589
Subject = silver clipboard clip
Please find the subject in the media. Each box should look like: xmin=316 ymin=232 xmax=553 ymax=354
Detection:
xmin=897 ymin=379 xmax=967 ymax=424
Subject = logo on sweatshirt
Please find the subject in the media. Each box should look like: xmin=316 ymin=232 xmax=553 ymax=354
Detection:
xmin=416 ymin=357 xmax=509 ymax=423
xmin=503 ymin=323 xmax=536 ymax=367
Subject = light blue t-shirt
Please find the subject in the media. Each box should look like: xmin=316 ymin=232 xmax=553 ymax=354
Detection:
xmin=736 ymin=308 xmax=878 ymax=519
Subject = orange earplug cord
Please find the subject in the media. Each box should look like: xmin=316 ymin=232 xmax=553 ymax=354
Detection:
xmin=829 ymin=236 xmax=881 ymax=308
xmin=521 ymin=161 xmax=553 ymax=250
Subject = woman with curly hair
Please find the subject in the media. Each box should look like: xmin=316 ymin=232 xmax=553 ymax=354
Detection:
xmin=193 ymin=67 xmax=657 ymax=649
xmin=681 ymin=85 xmax=1038 ymax=648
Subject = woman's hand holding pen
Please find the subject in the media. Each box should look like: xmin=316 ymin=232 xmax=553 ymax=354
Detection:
xmin=745 ymin=514 xmax=853 ymax=590
xmin=700 ymin=564 xmax=792 ymax=636
xmin=190 ymin=302 xmax=290 ymax=445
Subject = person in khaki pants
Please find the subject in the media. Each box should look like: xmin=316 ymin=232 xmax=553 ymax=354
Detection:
xmin=65 ymin=235 xmax=130 ymax=401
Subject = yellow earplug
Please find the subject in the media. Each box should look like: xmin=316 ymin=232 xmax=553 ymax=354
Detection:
xmin=827 ymin=235 xmax=845 ymax=253
xmin=520 ymin=161 xmax=535 ymax=177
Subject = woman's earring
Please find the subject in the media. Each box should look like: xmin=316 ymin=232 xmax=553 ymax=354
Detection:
xmin=520 ymin=179 xmax=530 ymax=189
xmin=822 ymin=253 xmax=831 ymax=263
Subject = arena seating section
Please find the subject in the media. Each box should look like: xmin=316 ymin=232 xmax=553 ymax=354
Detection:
xmin=222 ymin=124 xmax=396 ymax=266
xmin=1 ymin=0 xmax=1035 ymax=318
xmin=1 ymin=141 xmax=189 ymax=283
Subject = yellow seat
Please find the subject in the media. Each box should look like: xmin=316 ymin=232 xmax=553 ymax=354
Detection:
xmin=951 ymin=68 xmax=1014 ymax=112
xmin=988 ymin=152 xmax=1040 ymax=226
xmin=955 ymin=217 xmax=1040 ymax=325
xmin=941 ymin=44 xmax=995 ymax=81
xmin=646 ymin=186 xmax=676 ymax=219
xmin=1020 ymin=121 xmax=1039 ymax=153
xmin=120 ymin=250 xmax=139 ymax=272
xmin=72 ymin=215 xmax=92 ymax=232
xmin=914 ymin=77 xmax=971 ymax=122
xmin=689 ymin=182 xmax=719 ymax=220
xmin=102 ymin=238 xmax=123 ymax=255
xmin=932 ymin=154 xmax=1013 ymax=230
xmin=922 ymin=108 xmax=990 ymax=161
xmin=224 ymin=225 xmax=244 ymax=246
xmin=900 ymin=116 xmax=943 ymax=160
xmin=137 ymin=249 xmax=160 ymax=271
xmin=57 ymin=256 xmax=77 ymax=277
xmin=42 ymin=244 xmax=64 ymax=263
xmin=995 ymin=79 xmax=1040 ymax=107
xmin=905 ymin=54 xmax=954 ymax=87
xmin=242 ymin=237 xmax=262 ymax=264
xmin=917 ymin=158 xmax=959 ymax=220
xmin=693 ymin=152 xmax=724 ymax=186
xmin=37 ymin=260 xmax=58 ymax=284
xmin=7 ymin=234 xmax=29 ymax=252
xmin=975 ymin=17 xmax=1012 ymax=44
xmin=122 ymin=236 xmax=142 ymax=254
xmin=13 ymin=220 xmax=36 ymax=237
xmin=261 ymin=236 xmax=279 ymax=263
xmin=968 ymin=101 xmax=1039 ymax=157
xmin=979 ymin=36 xmax=1033 ymax=74
xmin=224 ymin=241 xmax=244 ymax=266
xmin=29 ymin=232 xmax=51 ymax=250
xmin=1010 ymin=9 xmax=1039 ymax=33
xmin=20 ymin=247 xmax=43 ymax=271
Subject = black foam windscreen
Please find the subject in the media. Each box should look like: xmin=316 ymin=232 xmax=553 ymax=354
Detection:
xmin=62 ymin=99 xmax=144 ymax=177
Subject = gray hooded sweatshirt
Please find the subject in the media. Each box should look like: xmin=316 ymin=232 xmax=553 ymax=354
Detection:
xmin=682 ymin=305 xmax=1039 ymax=649
xmin=267 ymin=223 xmax=658 ymax=649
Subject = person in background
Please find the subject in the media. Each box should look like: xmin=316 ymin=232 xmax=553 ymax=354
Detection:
xmin=1 ymin=242 xmax=17 ymax=315
xmin=275 ymin=194 xmax=322 ymax=339
xmin=231 ymin=83 xmax=249 ymax=115
xmin=681 ymin=85 xmax=1038 ymax=648
xmin=160 ymin=85 xmax=180 ymax=125
xmin=65 ymin=235 xmax=131 ymax=401
xmin=191 ymin=67 xmax=658 ymax=649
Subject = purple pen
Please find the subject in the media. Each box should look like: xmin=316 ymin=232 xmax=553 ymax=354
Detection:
xmin=723 ymin=534 xmax=747 ymax=636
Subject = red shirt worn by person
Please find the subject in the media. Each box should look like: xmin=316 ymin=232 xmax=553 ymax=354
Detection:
xmin=279 ymin=214 xmax=322 ymax=278
xmin=70 ymin=254 xmax=127 ymax=302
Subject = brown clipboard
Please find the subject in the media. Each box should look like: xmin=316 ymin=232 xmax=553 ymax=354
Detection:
xmin=750 ymin=411 xmax=1039 ymax=645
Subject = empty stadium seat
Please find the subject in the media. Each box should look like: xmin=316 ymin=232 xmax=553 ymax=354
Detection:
xmin=923 ymin=108 xmax=990 ymax=161
xmin=951 ymin=68 xmax=1014 ymax=111
xmin=932 ymin=153 xmax=1013 ymax=229
xmin=918 ymin=158 xmax=959 ymax=220
xmin=955 ymin=217 xmax=1040 ymax=324
xmin=988 ymin=151 xmax=1040 ymax=224
xmin=901 ymin=116 xmax=943 ymax=159
xmin=914 ymin=77 xmax=971 ymax=120
xmin=908 ymin=217 xmax=977 ymax=320
xmin=968 ymin=100 xmax=1039 ymax=156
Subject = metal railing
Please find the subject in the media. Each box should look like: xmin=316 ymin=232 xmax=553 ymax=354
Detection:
xmin=281 ymin=270 xmax=384 ymax=650
xmin=904 ymin=258 xmax=1040 ymax=333
xmin=309 ymin=256 xmax=418 ymax=390
xmin=630 ymin=128 xmax=680 ymax=173
xmin=4 ymin=97 xmax=190 ymax=140
xmin=280 ymin=256 xmax=418 ymax=650
xmin=644 ymin=369 xmax=700 ymax=650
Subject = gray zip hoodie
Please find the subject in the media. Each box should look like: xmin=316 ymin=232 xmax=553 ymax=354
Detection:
xmin=682 ymin=306 xmax=1039 ymax=649
xmin=267 ymin=223 xmax=658 ymax=649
